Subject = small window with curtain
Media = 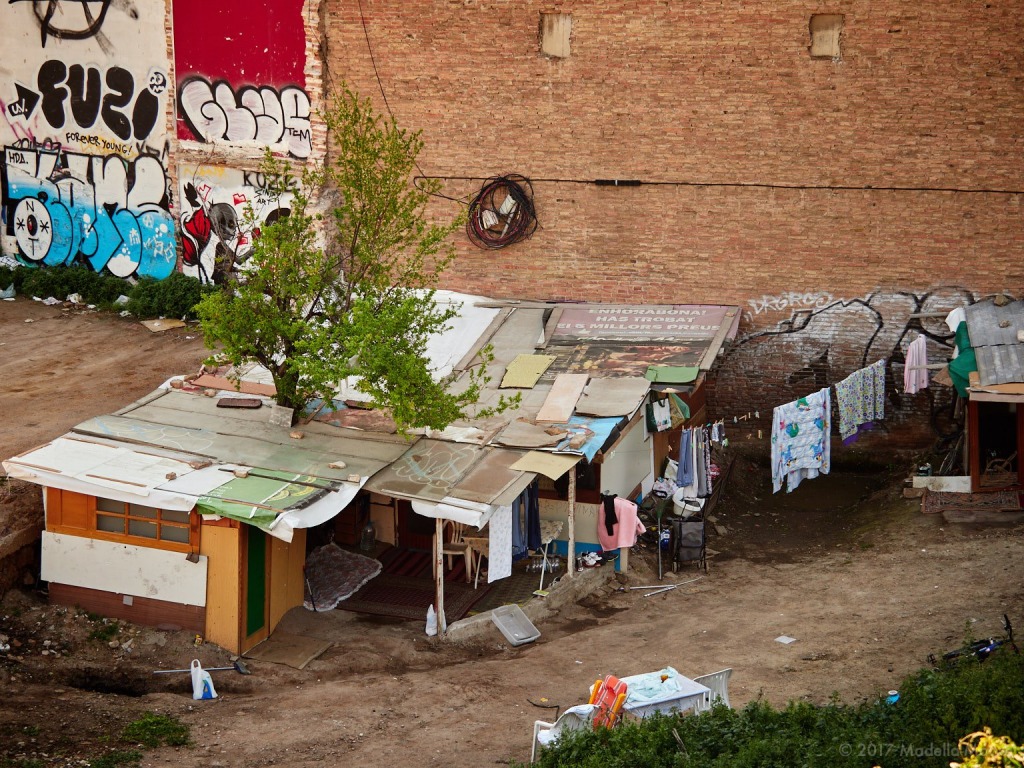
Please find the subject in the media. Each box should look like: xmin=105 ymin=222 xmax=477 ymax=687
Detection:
xmin=95 ymin=497 xmax=193 ymax=547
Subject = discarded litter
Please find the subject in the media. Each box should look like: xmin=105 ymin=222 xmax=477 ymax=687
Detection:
xmin=0 ymin=284 xmax=14 ymax=300
xmin=775 ymin=635 xmax=797 ymax=645
xmin=190 ymin=659 xmax=218 ymax=700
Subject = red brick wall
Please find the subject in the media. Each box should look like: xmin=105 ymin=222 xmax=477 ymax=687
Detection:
xmin=323 ymin=1 xmax=1023 ymax=452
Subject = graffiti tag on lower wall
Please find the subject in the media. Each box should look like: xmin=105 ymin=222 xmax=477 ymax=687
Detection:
xmin=179 ymin=164 xmax=293 ymax=284
xmin=1 ymin=144 xmax=175 ymax=279
xmin=178 ymin=77 xmax=312 ymax=159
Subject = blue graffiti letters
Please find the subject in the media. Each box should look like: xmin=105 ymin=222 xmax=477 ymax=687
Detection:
xmin=2 ymin=145 xmax=176 ymax=279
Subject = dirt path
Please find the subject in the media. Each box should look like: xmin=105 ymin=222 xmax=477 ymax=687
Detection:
xmin=1 ymin=299 xmax=1022 ymax=767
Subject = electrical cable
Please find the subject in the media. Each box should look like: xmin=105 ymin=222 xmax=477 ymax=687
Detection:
xmin=415 ymin=174 xmax=1024 ymax=197
xmin=466 ymin=175 xmax=539 ymax=249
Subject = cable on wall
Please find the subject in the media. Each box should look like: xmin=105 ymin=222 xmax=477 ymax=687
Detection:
xmin=466 ymin=175 xmax=538 ymax=249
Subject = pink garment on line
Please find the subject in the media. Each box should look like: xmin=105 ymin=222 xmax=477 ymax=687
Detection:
xmin=597 ymin=497 xmax=646 ymax=552
xmin=904 ymin=334 xmax=929 ymax=394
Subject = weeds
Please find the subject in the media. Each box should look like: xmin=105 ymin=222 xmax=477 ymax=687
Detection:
xmin=88 ymin=749 xmax=143 ymax=768
xmin=120 ymin=713 xmax=189 ymax=748
xmin=88 ymin=620 xmax=119 ymax=643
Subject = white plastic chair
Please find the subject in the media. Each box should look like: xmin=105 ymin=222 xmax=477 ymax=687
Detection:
xmin=531 ymin=704 xmax=596 ymax=763
xmin=692 ymin=668 xmax=732 ymax=712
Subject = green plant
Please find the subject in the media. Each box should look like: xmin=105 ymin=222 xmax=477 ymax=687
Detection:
xmin=88 ymin=749 xmax=143 ymax=768
xmin=120 ymin=713 xmax=189 ymax=748
xmin=196 ymin=83 xmax=517 ymax=429
xmin=17 ymin=265 xmax=128 ymax=306
xmin=126 ymin=272 xmax=213 ymax=320
xmin=88 ymin=621 xmax=119 ymax=643
xmin=952 ymin=729 xmax=1024 ymax=767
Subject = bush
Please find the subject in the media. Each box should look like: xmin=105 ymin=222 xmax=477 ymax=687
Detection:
xmin=14 ymin=264 xmax=128 ymax=306
xmin=126 ymin=272 xmax=212 ymax=320
xmin=528 ymin=652 xmax=1024 ymax=768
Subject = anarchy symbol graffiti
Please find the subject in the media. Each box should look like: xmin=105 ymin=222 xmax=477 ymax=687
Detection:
xmin=9 ymin=0 xmax=115 ymax=48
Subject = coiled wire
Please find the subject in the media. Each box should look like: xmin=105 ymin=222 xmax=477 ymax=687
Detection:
xmin=466 ymin=175 xmax=538 ymax=249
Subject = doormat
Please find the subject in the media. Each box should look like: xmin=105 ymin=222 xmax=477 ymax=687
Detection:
xmin=303 ymin=543 xmax=382 ymax=611
xmin=338 ymin=573 xmax=491 ymax=623
xmin=921 ymin=489 xmax=1021 ymax=516
xmin=244 ymin=631 xmax=332 ymax=670
xmin=378 ymin=546 xmax=471 ymax=582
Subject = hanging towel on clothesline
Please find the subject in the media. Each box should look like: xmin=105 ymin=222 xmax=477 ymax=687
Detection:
xmin=771 ymin=387 xmax=832 ymax=494
xmin=904 ymin=334 xmax=929 ymax=395
xmin=834 ymin=360 xmax=886 ymax=441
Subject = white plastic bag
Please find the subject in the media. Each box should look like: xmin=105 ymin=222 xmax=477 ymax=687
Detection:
xmin=425 ymin=605 xmax=438 ymax=637
xmin=190 ymin=659 xmax=218 ymax=700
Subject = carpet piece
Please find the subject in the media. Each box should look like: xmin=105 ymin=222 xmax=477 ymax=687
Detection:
xmin=303 ymin=543 xmax=382 ymax=611
xmin=921 ymin=490 xmax=1021 ymax=516
xmin=338 ymin=573 xmax=491 ymax=622
xmin=244 ymin=631 xmax=332 ymax=670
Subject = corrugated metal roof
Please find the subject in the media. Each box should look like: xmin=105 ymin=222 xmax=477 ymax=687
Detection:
xmin=966 ymin=300 xmax=1024 ymax=386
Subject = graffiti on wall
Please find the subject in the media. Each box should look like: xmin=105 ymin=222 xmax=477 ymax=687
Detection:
xmin=178 ymin=164 xmax=293 ymax=284
xmin=10 ymin=0 xmax=119 ymax=49
xmin=178 ymin=78 xmax=311 ymax=159
xmin=2 ymin=143 xmax=175 ymax=278
xmin=714 ymin=288 xmax=988 ymax=438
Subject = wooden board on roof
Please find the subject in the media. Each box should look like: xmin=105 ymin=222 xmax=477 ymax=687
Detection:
xmin=536 ymin=374 xmax=589 ymax=423
xmin=493 ymin=420 xmax=567 ymax=449
xmin=501 ymin=354 xmax=556 ymax=388
xmin=575 ymin=376 xmax=649 ymax=417
xmin=448 ymin=448 xmax=529 ymax=503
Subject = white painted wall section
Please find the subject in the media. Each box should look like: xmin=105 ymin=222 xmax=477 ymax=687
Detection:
xmin=41 ymin=532 xmax=208 ymax=606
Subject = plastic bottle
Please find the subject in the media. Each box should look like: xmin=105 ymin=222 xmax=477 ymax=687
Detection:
xmin=359 ymin=520 xmax=376 ymax=551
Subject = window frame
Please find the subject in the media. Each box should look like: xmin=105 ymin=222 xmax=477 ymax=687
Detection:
xmin=90 ymin=496 xmax=197 ymax=553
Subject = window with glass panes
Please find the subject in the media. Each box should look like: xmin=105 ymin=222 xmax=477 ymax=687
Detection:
xmin=95 ymin=497 xmax=192 ymax=545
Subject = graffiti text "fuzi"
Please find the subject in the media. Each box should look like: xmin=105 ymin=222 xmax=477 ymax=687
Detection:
xmin=178 ymin=78 xmax=312 ymax=159
xmin=2 ymin=146 xmax=175 ymax=279
xmin=35 ymin=61 xmax=165 ymax=142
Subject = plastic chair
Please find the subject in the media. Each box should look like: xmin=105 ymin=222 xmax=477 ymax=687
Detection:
xmin=433 ymin=520 xmax=473 ymax=583
xmin=588 ymin=675 xmax=628 ymax=729
xmin=530 ymin=676 xmax=628 ymax=763
xmin=530 ymin=705 xmax=595 ymax=763
xmin=692 ymin=668 xmax=732 ymax=712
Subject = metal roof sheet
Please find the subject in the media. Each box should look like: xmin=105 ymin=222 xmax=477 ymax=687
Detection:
xmin=966 ymin=300 xmax=1024 ymax=386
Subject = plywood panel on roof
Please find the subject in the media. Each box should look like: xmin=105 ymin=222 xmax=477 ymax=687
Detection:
xmin=494 ymin=420 xmax=567 ymax=449
xmin=363 ymin=440 xmax=481 ymax=501
xmin=450 ymin=448 xmax=527 ymax=503
xmin=501 ymin=354 xmax=556 ymax=388
xmin=536 ymin=374 xmax=589 ymax=423
xmin=575 ymin=376 xmax=650 ymax=417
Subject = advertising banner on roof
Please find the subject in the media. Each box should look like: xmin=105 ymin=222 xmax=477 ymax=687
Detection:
xmin=552 ymin=305 xmax=734 ymax=342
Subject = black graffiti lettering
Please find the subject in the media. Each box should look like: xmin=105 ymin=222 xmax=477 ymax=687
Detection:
xmin=38 ymin=59 xmax=69 ymax=129
xmin=101 ymin=67 xmax=133 ymax=141
xmin=66 ymin=64 xmax=102 ymax=129
xmin=9 ymin=0 xmax=115 ymax=48
xmin=131 ymin=88 xmax=159 ymax=142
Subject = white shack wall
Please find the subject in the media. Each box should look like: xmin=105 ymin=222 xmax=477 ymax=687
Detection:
xmin=41 ymin=531 xmax=208 ymax=606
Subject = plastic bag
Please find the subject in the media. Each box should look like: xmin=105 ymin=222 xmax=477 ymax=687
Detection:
xmin=425 ymin=605 xmax=438 ymax=637
xmin=190 ymin=659 xmax=218 ymax=700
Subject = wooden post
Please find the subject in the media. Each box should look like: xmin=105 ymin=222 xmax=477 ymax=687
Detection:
xmin=435 ymin=517 xmax=447 ymax=636
xmin=567 ymin=468 xmax=576 ymax=579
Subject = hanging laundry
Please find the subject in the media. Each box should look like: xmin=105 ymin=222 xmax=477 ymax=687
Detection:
xmin=834 ymin=360 xmax=886 ymax=441
xmin=668 ymin=393 xmax=690 ymax=429
xmin=597 ymin=497 xmax=645 ymax=551
xmin=904 ymin=334 xmax=929 ymax=394
xmin=945 ymin=307 xmax=967 ymax=358
xmin=771 ymin=387 xmax=831 ymax=493
xmin=487 ymin=504 xmax=513 ymax=583
xmin=676 ymin=428 xmax=694 ymax=487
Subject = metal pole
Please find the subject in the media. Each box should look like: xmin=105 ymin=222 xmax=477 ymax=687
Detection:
xmin=567 ymin=468 xmax=576 ymax=579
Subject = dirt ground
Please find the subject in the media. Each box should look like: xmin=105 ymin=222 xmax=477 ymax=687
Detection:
xmin=1 ymin=297 xmax=1023 ymax=768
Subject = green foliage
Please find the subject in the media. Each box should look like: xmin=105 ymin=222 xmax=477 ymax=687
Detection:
xmin=526 ymin=652 xmax=1024 ymax=768
xmin=125 ymin=272 xmax=213 ymax=320
xmin=14 ymin=264 xmax=126 ymax=306
xmin=1 ymin=264 xmax=210 ymax=319
xmin=952 ymin=729 xmax=1024 ymax=768
xmin=196 ymin=83 xmax=515 ymax=429
xmin=88 ymin=750 xmax=143 ymax=768
xmin=120 ymin=713 xmax=189 ymax=748
xmin=88 ymin=620 xmax=119 ymax=643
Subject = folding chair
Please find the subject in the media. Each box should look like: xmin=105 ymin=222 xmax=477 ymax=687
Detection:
xmin=672 ymin=517 xmax=707 ymax=573
xmin=692 ymin=668 xmax=732 ymax=712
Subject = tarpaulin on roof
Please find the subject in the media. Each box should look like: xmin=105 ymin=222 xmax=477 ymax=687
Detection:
xmin=411 ymin=497 xmax=496 ymax=529
xmin=197 ymin=469 xmax=363 ymax=542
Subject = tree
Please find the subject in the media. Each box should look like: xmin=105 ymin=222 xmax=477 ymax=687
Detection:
xmin=196 ymin=84 xmax=514 ymax=431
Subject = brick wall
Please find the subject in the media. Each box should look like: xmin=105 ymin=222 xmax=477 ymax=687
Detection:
xmin=322 ymin=0 xmax=1023 ymax=453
